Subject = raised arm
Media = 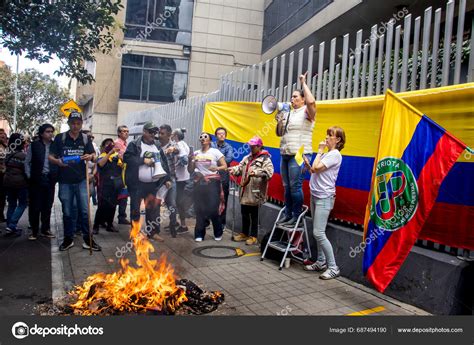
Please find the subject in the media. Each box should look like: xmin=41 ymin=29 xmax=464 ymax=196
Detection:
xmin=300 ymin=72 xmax=316 ymax=121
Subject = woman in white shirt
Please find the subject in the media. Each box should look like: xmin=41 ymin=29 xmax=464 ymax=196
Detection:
xmin=303 ymin=126 xmax=346 ymax=280
xmin=276 ymin=72 xmax=316 ymax=227
xmin=188 ymin=132 xmax=227 ymax=242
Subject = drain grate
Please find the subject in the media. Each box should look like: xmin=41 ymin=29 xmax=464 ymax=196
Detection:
xmin=192 ymin=246 xmax=246 ymax=259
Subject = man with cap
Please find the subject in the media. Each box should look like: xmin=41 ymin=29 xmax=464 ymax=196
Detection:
xmin=228 ymin=136 xmax=274 ymax=245
xmin=124 ymin=122 xmax=171 ymax=242
xmin=49 ymin=112 xmax=99 ymax=251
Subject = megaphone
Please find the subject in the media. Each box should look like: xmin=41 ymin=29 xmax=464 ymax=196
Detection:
xmin=261 ymin=95 xmax=291 ymax=114
xmin=147 ymin=152 xmax=167 ymax=180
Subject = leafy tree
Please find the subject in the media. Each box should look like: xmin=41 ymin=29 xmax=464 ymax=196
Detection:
xmin=0 ymin=67 xmax=69 ymax=135
xmin=0 ymin=0 xmax=123 ymax=84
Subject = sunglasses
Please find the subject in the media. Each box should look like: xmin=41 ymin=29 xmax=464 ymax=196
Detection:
xmin=199 ymin=134 xmax=210 ymax=140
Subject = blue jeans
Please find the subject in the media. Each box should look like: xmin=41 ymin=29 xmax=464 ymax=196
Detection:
xmin=280 ymin=154 xmax=310 ymax=219
xmin=6 ymin=187 xmax=28 ymax=231
xmin=58 ymin=180 xmax=90 ymax=241
xmin=311 ymin=195 xmax=337 ymax=269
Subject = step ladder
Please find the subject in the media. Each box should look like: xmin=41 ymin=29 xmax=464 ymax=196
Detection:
xmin=260 ymin=205 xmax=312 ymax=270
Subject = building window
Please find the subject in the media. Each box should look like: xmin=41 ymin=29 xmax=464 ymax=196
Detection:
xmin=120 ymin=54 xmax=188 ymax=103
xmin=125 ymin=0 xmax=194 ymax=46
xmin=263 ymin=0 xmax=333 ymax=52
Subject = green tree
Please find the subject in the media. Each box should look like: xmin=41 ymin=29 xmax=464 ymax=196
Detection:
xmin=0 ymin=0 xmax=123 ymax=84
xmin=0 ymin=67 xmax=69 ymax=136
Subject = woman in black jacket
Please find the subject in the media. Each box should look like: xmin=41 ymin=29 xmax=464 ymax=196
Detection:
xmin=4 ymin=133 xmax=28 ymax=237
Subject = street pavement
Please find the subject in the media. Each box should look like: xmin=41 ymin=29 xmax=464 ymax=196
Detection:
xmin=54 ymin=202 xmax=428 ymax=316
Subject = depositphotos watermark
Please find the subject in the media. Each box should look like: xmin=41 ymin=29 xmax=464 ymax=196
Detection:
xmin=349 ymin=227 xmax=386 ymax=258
xmin=11 ymin=321 xmax=104 ymax=339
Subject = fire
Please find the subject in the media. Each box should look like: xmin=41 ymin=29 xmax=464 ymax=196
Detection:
xmin=70 ymin=221 xmax=187 ymax=315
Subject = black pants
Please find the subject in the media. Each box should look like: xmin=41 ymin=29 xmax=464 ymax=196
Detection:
xmin=117 ymin=197 xmax=128 ymax=221
xmin=176 ymin=180 xmax=192 ymax=224
xmin=0 ymin=172 xmax=6 ymax=220
xmin=29 ymin=175 xmax=55 ymax=236
xmin=94 ymin=181 xmax=118 ymax=227
xmin=130 ymin=182 xmax=161 ymax=236
xmin=194 ymin=180 xmax=222 ymax=239
xmin=220 ymin=180 xmax=229 ymax=226
xmin=241 ymin=204 xmax=259 ymax=237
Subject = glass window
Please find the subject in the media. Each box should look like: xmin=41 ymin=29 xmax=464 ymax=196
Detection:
xmin=120 ymin=54 xmax=189 ymax=103
xmin=125 ymin=0 xmax=194 ymax=45
xmin=120 ymin=68 xmax=142 ymax=100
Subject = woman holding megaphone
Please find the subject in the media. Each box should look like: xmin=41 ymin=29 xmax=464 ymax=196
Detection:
xmin=275 ymin=72 xmax=316 ymax=227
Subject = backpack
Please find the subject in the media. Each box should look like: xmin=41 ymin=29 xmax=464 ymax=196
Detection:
xmin=61 ymin=132 xmax=89 ymax=148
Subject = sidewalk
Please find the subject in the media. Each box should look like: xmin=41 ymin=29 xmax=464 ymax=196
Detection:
xmin=51 ymin=201 xmax=429 ymax=316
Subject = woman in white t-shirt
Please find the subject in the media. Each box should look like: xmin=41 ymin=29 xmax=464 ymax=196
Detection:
xmin=188 ymin=132 xmax=227 ymax=242
xmin=303 ymin=126 xmax=346 ymax=280
xmin=172 ymin=128 xmax=192 ymax=233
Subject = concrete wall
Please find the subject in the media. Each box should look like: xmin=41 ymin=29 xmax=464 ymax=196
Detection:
xmin=189 ymin=0 xmax=265 ymax=97
xmin=227 ymin=194 xmax=474 ymax=315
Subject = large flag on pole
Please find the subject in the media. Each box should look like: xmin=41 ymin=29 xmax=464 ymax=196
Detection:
xmin=363 ymin=90 xmax=468 ymax=293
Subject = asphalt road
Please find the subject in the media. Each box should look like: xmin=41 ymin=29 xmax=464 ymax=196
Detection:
xmin=0 ymin=220 xmax=52 ymax=316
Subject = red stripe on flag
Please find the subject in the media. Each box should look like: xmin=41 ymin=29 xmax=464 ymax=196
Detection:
xmin=366 ymin=134 xmax=466 ymax=292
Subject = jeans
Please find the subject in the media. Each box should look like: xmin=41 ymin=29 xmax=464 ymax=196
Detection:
xmin=164 ymin=179 xmax=177 ymax=231
xmin=29 ymin=175 xmax=55 ymax=235
xmin=310 ymin=195 xmax=337 ymax=269
xmin=6 ymin=187 xmax=28 ymax=231
xmin=193 ymin=180 xmax=223 ymax=239
xmin=58 ymin=180 xmax=90 ymax=242
xmin=241 ymin=204 xmax=259 ymax=237
xmin=280 ymin=154 xmax=310 ymax=219
xmin=130 ymin=182 xmax=161 ymax=236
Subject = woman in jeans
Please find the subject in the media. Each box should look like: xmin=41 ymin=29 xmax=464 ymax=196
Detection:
xmin=188 ymin=132 xmax=227 ymax=242
xmin=276 ymin=72 xmax=316 ymax=227
xmin=3 ymin=133 xmax=28 ymax=237
xmin=303 ymin=126 xmax=345 ymax=280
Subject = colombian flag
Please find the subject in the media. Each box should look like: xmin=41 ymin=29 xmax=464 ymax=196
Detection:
xmin=363 ymin=90 xmax=468 ymax=293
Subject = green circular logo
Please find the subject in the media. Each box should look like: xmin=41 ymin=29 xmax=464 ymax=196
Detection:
xmin=370 ymin=157 xmax=418 ymax=231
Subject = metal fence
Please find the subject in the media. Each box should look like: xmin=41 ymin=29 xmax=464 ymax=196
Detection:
xmin=123 ymin=0 xmax=473 ymax=260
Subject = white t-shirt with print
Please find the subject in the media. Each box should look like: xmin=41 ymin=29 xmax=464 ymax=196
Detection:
xmin=309 ymin=149 xmax=342 ymax=199
xmin=138 ymin=141 xmax=160 ymax=183
xmin=193 ymin=148 xmax=224 ymax=177
xmin=175 ymin=141 xmax=190 ymax=181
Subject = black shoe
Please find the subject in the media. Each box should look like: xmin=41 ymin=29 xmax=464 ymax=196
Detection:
xmin=118 ymin=219 xmax=131 ymax=225
xmin=177 ymin=226 xmax=189 ymax=234
xmin=106 ymin=225 xmax=119 ymax=233
xmin=82 ymin=240 xmax=102 ymax=251
xmin=170 ymin=228 xmax=177 ymax=238
xmin=40 ymin=230 xmax=56 ymax=238
xmin=59 ymin=238 xmax=74 ymax=251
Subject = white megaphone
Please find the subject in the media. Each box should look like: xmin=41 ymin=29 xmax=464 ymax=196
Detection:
xmin=151 ymin=153 xmax=167 ymax=180
xmin=261 ymin=95 xmax=291 ymax=114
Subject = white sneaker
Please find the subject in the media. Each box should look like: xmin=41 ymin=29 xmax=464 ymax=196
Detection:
xmin=214 ymin=236 xmax=222 ymax=241
xmin=195 ymin=237 xmax=203 ymax=242
xmin=320 ymin=267 xmax=340 ymax=280
xmin=303 ymin=261 xmax=327 ymax=272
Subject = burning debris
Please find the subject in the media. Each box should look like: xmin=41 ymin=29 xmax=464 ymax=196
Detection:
xmin=65 ymin=221 xmax=224 ymax=316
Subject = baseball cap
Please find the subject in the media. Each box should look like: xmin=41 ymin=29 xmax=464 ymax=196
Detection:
xmin=143 ymin=122 xmax=159 ymax=132
xmin=68 ymin=111 xmax=83 ymax=122
xmin=247 ymin=136 xmax=263 ymax=146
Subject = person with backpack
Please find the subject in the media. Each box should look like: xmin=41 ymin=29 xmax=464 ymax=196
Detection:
xmin=3 ymin=133 xmax=28 ymax=237
xmin=229 ymin=136 xmax=274 ymax=245
xmin=48 ymin=112 xmax=99 ymax=251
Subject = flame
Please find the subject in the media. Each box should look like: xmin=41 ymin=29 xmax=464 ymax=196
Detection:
xmin=70 ymin=221 xmax=187 ymax=315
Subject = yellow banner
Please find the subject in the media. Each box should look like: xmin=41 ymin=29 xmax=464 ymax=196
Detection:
xmin=203 ymin=83 xmax=474 ymax=162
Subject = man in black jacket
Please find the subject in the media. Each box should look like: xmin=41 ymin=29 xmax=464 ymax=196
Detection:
xmin=124 ymin=122 xmax=171 ymax=242
xmin=25 ymin=123 xmax=57 ymax=240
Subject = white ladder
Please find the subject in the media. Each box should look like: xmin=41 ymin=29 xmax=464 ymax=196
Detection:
xmin=260 ymin=205 xmax=312 ymax=270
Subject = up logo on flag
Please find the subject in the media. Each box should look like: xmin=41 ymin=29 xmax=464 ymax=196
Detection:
xmin=370 ymin=157 xmax=418 ymax=231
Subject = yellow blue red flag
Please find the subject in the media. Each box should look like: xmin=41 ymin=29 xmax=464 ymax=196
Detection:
xmin=363 ymin=90 xmax=467 ymax=293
